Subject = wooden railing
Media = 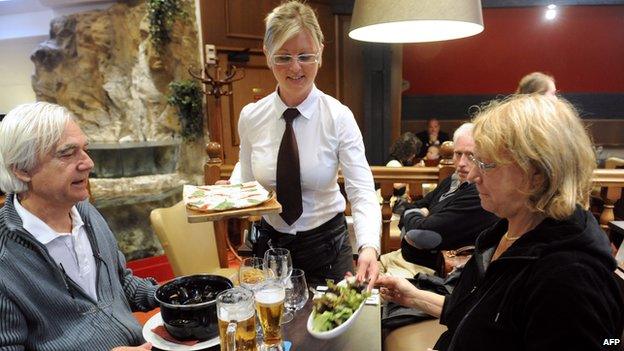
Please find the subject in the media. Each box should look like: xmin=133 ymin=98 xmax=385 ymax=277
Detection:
xmin=205 ymin=143 xmax=624 ymax=258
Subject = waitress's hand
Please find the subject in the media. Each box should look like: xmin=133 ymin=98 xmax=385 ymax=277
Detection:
xmin=355 ymin=247 xmax=379 ymax=291
xmin=112 ymin=343 xmax=152 ymax=351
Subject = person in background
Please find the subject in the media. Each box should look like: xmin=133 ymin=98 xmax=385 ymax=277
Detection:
xmin=238 ymin=1 xmax=381 ymax=288
xmin=425 ymin=145 xmax=440 ymax=161
xmin=386 ymin=132 xmax=422 ymax=198
xmin=516 ymin=71 xmax=557 ymax=98
xmin=377 ymin=95 xmax=623 ymax=351
xmin=0 ymin=102 xmax=158 ymax=350
xmin=416 ymin=117 xmax=449 ymax=159
xmin=395 ymin=123 xmax=498 ymax=272
xmin=387 ymin=132 xmax=422 ymax=168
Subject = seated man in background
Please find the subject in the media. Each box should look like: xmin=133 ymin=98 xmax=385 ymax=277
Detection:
xmin=416 ymin=117 xmax=449 ymax=159
xmin=391 ymin=123 xmax=499 ymax=274
xmin=0 ymin=102 xmax=158 ymax=351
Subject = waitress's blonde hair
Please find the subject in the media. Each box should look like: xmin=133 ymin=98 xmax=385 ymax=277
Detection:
xmin=264 ymin=1 xmax=324 ymax=66
xmin=472 ymin=95 xmax=595 ymax=220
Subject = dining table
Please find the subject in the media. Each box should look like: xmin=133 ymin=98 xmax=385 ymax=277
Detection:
xmin=151 ymin=291 xmax=382 ymax=351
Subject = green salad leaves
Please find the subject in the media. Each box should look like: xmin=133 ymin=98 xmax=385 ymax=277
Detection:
xmin=311 ymin=278 xmax=371 ymax=332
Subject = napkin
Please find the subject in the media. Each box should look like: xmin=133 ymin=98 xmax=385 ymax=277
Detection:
xmin=151 ymin=325 xmax=199 ymax=346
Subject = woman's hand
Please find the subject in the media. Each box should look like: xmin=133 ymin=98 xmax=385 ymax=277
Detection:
xmin=355 ymin=247 xmax=380 ymax=291
xmin=112 ymin=343 xmax=152 ymax=351
xmin=376 ymin=275 xmax=445 ymax=317
xmin=376 ymin=275 xmax=420 ymax=308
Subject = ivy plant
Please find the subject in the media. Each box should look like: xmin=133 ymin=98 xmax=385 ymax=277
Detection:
xmin=168 ymin=80 xmax=204 ymax=141
xmin=147 ymin=0 xmax=186 ymax=51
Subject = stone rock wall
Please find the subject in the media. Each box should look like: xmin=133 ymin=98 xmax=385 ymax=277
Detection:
xmin=29 ymin=1 xmax=208 ymax=260
xmin=31 ymin=0 xmax=200 ymax=146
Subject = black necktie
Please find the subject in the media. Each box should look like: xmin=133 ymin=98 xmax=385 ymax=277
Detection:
xmin=276 ymin=108 xmax=302 ymax=225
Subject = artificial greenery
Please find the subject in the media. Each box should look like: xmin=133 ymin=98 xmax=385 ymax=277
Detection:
xmin=147 ymin=0 xmax=185 ymax=51
xmin=168 ymin=80 xmax=204 ymax=141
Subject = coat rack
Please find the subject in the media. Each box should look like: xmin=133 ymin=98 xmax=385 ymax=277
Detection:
xmin=189 ymin=57 xmax=245 ymax=151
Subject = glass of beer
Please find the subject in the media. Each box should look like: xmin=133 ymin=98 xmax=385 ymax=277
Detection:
xmin=217 ymin=287 xmax=256 ymax=351
xmin=254 ymin=280 xmax=286 ymax=351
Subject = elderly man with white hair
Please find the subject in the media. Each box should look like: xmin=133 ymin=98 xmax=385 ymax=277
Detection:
xmin=0 ymin=102 xmax=156 ymax=351
xmin=397 ymin=123 xmax=499 ymax=273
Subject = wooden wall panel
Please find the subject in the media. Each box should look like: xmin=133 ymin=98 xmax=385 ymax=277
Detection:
xmin=199 ymin=0 xmax=339 ymax=165
xmin=336 ymin=14 xmax=364 ymax=131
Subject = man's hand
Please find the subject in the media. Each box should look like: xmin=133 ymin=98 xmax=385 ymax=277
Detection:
xmin=215 ymin=180 xmax=231 ymax=185
xmin=112 ymin=342 xmax=152 ymax=351
xmin=419 ymin=207 xmax=429 ymax=217
xmin=356 ymin=247 xmax=379 ymax=291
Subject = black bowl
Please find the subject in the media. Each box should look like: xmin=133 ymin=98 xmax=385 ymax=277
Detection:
xmin=155 ymin=274 xmax=233 ymax=341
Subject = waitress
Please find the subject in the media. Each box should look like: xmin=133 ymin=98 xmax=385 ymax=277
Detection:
xmin=238 ymin=0 xmax=380 ymax=288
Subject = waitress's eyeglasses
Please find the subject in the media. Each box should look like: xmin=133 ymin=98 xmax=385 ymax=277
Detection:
xmin=271 ymin=53 xmax=319 ymax=66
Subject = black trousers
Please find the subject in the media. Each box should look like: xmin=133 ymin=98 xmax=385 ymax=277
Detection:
xmin=255 ymin=213 xmax=354 ymax=288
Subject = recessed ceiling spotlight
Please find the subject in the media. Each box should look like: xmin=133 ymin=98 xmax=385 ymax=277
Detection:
xmin=545 ymin=4 xmax=557 ymax=20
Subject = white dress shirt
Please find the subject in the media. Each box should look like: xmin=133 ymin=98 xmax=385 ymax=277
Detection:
xmin=238 ymin=85 xmax=381 ymax=253
xmin=14 ymin=196 xmax=98 ymax=301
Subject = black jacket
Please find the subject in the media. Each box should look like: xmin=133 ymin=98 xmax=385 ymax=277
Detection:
xmin=399 ymin=176 xmax=499 ymax=268
xmin=436 ymin=207 xmax=624 ymax=351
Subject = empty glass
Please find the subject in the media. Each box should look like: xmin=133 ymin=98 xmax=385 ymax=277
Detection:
xmin=284 ymin=269 xmax=309 ymax=315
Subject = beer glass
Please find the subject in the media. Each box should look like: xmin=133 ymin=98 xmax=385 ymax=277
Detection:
xmin=263 ymin=248 xmax=293 ymax=323
xmin=217 ymin=287 xmax=256 ymax=351
xmin=254 ymin=280 xmax=285 ymax=351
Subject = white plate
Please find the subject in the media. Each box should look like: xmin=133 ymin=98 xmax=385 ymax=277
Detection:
xmin=142 ymin=312 xmax=220 ymax=351
xmin=306 ymin=278 xmax=366 ymax=340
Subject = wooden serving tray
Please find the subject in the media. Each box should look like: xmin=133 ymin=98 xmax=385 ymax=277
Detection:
xmin=186 ymin=195 xmax=281 ymax=223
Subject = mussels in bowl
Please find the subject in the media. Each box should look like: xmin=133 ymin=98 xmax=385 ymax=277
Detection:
xmin=155 ymin=274 xmax=233 ymax=340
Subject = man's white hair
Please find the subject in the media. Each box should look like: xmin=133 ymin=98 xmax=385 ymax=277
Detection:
xmin=0 ymin=102 xmax=73 ymax=193
xmin=453 ymin=123 xmax=474 ymax=143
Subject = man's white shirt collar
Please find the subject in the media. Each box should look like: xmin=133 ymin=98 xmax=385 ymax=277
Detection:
xmin=13 ymin=196 xmax=85 ymax=244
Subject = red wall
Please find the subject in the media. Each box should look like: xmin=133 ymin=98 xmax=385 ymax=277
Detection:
xmin=403 ymin=6 xmax=624 ymax=95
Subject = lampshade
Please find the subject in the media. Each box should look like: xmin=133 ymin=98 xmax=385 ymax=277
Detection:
xmin=349 ymin=0 xmax=484 ymax=43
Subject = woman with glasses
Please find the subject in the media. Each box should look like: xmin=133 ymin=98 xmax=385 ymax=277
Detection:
xmin=376 ymin=95 xmax=623 ymax=350
xmin=238 ymin=1 xmax=380 ymax=288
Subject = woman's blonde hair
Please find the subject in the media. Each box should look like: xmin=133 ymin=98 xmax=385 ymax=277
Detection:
xmin=516 ymin=72 xmax=555 ymax=94
xmin=264 ymin=1 xmax=324 ymax=66
xmin=472 ymin=95 xmax=595 ymax=220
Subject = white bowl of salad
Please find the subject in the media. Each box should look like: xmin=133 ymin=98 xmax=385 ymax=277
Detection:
xmin=306 ymin=277 xmax=370 ymax=339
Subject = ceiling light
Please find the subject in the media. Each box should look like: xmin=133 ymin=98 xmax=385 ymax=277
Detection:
xmin=349 ymin=0 xmax=484 ymax=43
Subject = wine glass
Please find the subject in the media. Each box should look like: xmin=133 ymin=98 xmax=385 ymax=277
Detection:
xmin=239 ymin=257 xmax=270 ymax=292
xmin=284 ymin=269 xmax=309 ymax=316
xmin=263 ymin=248 xmax=294 ymax=323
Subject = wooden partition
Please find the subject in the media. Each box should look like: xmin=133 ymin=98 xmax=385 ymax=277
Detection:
xmin=208 ymin=143 xmax=624 ymax=259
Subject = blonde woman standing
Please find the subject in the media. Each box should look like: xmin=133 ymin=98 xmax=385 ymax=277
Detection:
xmin=238 ymin=1 xmax=380 ymax=288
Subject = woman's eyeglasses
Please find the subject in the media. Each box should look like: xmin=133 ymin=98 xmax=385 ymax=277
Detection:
xmin=271 ymin=53 xmax=319 ymax=66
xmin=468 ymin=154 xmax=497 ymax=173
